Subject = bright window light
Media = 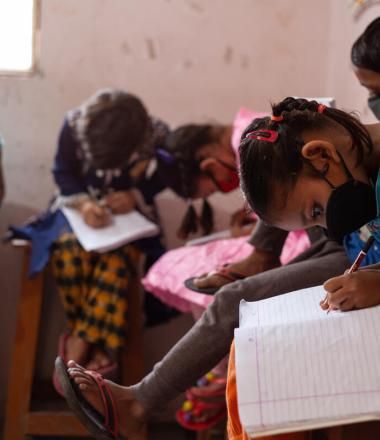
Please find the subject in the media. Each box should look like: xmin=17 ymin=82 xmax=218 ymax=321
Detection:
xmin=0 ymin=0 xmax=36 ymax=72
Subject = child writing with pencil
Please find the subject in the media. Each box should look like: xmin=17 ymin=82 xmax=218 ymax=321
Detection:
xmin=10 ymin=89 xmax=169 ymax=386
xmin=238 ymin=97 xmax=380 ymax=312
xmin=223 ymin=96 xmax=380 ymax=440
xmin=50 ymin=89 xmax=169 ymax=375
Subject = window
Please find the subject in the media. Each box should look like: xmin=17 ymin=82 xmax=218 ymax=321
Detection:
xmin=0 ymin=0 xmax=39 ymax=74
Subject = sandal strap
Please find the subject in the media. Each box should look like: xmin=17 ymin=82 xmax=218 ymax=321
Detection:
xmin=185 ymin=398 xmax=226 ymax=412
xmin=212 ymin=264 xmax=246 ymax=282
xmin=86 ymin=370 xmax=119 ymax=438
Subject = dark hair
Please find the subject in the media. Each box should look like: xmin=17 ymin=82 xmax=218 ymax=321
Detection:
xmin=156 ymin=124 xmax=217 ymax=239
xmin=156 ymin=124 xmax=215 ymax=198
xmin=351 ymin=17 xmax=380 ymax=73
xmin=239 ymin=97 xmax=373 ymax=221
xmin=87 ymin=93 xmax=150 ymax=169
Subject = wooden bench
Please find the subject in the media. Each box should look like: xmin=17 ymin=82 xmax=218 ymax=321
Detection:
xmin=3 ymin=242 xmax=145 ymax=439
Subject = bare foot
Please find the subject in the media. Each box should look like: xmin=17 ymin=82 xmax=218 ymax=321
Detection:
xmin=86 ymin=347 xmax=112 ymax=370
xmin=65 ymin=335 xmax=90 ymax=365
xmin=67 ymin=360 xmax=146 ymax=439
xmin=193 ymin=249 xmax=281 ymax=290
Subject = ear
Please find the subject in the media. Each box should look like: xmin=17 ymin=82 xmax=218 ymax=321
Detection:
xmin=199 ymin=158 xmax=228 ymax=180
xmin=301 ymin=140 xmax=341 ymax=173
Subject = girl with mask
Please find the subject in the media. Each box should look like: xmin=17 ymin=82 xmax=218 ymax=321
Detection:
xmin=352 ymin=17 xmax=380 ymax=120
xmin=239 ymin=96 xmax=380 ymax=308
xmin=156 ymin=109 xmax=282 ymax=292
xmin=226 ymin=96 xmax=380 ymax=440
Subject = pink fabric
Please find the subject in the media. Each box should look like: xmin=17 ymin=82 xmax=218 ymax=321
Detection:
xmin=142 ymin=230 xmax=310 ymax=314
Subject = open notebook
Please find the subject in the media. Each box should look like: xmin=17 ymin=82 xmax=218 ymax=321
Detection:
xmin=62 ymin=207 xmax=159 ymax=253
xmin=235 ymin=285 xmax=380 ymax=437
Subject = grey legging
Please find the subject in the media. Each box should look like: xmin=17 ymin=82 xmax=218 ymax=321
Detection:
xmin=132 ymin=236 xmax=349 ymax=411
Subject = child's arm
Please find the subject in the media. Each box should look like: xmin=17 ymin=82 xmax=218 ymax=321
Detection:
xmin=323 ymin=269 xmax=380 ymax=311
xmin=52 ymin=120 xmax=88 ymax=197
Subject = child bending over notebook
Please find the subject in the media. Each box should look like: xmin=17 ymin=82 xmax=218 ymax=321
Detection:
xmin=11 ymin=89 xmax=169 ymax=381
xmin=228 ymin=94 xmax=380 ymax=436
xmin=239 ymin=97 xmax=380 ymax=311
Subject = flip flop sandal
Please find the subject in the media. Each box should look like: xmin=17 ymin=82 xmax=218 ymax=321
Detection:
xmin=184 ymin=264 xmax=246 ymax=295
xmin=176 ymin=398 xmax=227 ymax=431
xmin=186 ymin=377 xmax=227 ymax=400
xmin=53 ymin=332 xmax=70 ymax=396
xmin=53 ymin=333 xmax=119 ymax=397
xmin=55 ymin=356 xmax=122 ymax=440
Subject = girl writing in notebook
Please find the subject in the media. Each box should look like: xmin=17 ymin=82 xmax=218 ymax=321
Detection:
xmin=238 ymin=96 xmax=380 ymax=311
xmin=12 ymin=89 xmax=169 ymax=381
xmin=50 ymin=89 xmax=169 ymax=375
xmin=226 ymin=19 xmax=380 ymax=440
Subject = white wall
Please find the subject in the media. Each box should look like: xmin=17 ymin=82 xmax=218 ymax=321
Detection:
xmin=1 ymin=0 xmax=332 ymax=209
xmin=0 ymin=0 xmax=378 ymax=422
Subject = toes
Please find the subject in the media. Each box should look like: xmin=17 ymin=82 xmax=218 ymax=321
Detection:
xmin=67 ymin=360 xmax=85 ymax=370
xmin=68 ymin=368 xmax=91 ymax=380
xmin=74 ymin=376 xmax=93 ymax=386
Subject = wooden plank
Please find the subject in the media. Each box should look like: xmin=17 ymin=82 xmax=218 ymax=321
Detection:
xmin=3 ymin=247 xmax=44 ymax=440
xmin=26 ymin=411 xmax=88 ymax=436
xmin=121 ymin=272 xmax=144 ymax=386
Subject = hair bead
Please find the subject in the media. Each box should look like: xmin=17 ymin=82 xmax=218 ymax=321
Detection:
xmin=317 ymin=104 xmax=327 ymax=114
xmin=271 ymin=115 xmax=284 ymax=122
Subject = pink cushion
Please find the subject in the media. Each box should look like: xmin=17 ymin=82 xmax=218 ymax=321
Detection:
xmin=142 ymin=230 xmax=310 ymax=313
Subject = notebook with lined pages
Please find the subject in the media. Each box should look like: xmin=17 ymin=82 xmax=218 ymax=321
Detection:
xmin=235 ymin=285 xmax=380 ymax=437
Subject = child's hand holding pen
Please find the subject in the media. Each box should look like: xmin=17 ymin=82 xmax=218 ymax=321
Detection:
xmin=321 ymin=269 xmax=380 ymax=311
xmin=79 ymin=199 xmax=112 ymax=229
xmin=320 ymin=236 xmax=380 ymax=312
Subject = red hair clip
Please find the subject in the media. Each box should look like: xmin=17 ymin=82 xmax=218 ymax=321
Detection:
xmin=245 ymin=129 xmax=279 ymax=143
xmin=271 ymin=115 xmax=284 ymax=122
xmin=317 ymin=104 xmax=326 ymax=114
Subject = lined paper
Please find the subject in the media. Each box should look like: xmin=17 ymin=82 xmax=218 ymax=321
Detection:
xmin=62 ymin=207 xmax=159 ymax=252
xmin=235 ymin=286 xmax=380 ymax=437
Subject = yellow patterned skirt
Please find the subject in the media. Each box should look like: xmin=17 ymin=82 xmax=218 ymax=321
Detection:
xmin=51 ymin=233 xmax=140 ymax=350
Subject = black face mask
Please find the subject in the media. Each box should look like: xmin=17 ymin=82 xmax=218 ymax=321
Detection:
xmin=316 ymin=154 xmax=377 ymax=243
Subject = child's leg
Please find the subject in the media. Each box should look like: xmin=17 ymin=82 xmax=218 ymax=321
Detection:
xmin=52 ymin=233 xmax=91 ymax=365
xmin=80 ymin=244 xmax=140 ymax=369
xmin=131 ymin=237 xmax=349 ymax=411
xmin=61 ymin=237 xmax=348 ymax=439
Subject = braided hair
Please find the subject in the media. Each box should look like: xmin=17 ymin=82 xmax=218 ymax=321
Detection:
xmin=351 ymin=17 xmax=380 ymax=73
xmin=156 ymin=124 xmax=216 ymax=239
xmin=239 ymin=97 xmax=373 ymax=221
